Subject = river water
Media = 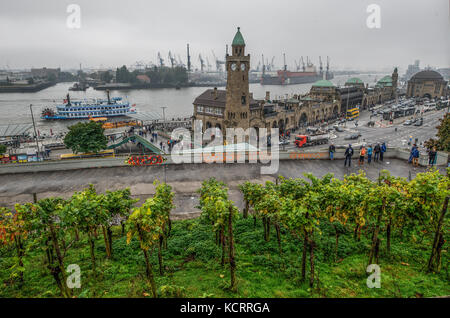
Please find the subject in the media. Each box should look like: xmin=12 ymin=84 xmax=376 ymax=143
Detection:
xmin=0 ymin=74 xmax=379 ymax=134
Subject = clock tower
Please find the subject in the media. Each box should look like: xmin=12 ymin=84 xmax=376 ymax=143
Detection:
xmin=224 ymin=27 xmax=250 ymax=130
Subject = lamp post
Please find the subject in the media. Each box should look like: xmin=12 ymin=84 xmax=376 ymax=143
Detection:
xmin=344 ymin=87 xmax=349 ymax=127
xmin=29 ymin=104 xmax=41 ymax=161
xmin=161 ymin=106 xmax=167 ymax=130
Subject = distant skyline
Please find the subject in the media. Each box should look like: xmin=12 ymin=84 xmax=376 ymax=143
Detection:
xmin=1 ymin=0 xmax=449 ymax=73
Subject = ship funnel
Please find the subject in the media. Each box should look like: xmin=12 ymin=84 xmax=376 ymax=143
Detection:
xmin=66 ymin=93 xmax=71 ymax=106
xmin=107 ymin=89 xmax=111 ymax=104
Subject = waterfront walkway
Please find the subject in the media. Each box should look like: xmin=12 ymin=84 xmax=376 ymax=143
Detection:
xmin=0 ymin=159 xmax=443 ymax=219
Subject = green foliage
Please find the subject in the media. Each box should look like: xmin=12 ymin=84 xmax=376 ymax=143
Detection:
xmin=425 ymin=113 xmax=450 ymax=152
xmin=0 ymin=144 xmax=6 ymax=155
xmin=0 ymin=170 xmax=449 ymax=298
xmin=63 ymin=121 xmax=108 ymax=154
xmin=145 ymin=66 xmax=188 ymax=85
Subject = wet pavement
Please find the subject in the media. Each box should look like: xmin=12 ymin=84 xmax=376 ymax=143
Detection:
xmin=0 ymin=158 xmax=443 ymax=219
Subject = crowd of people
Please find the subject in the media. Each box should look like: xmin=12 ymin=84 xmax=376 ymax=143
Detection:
xmin=329 ymin=142 xmax=439 ymax=168
xmin=330 ymin=142 xmax=387 ymax=167
xmin=408 ymin=144 xmax=437 ymax=167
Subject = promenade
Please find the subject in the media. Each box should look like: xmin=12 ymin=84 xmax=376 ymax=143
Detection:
xmin=0 ymin=158 xmax=443 ymax=220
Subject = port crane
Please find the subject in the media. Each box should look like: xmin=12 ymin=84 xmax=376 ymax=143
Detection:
xmin=294 ymin=59 xmax=300 ymax=71
xmin=206 ymin=56 xmax=212 ymax=72
xmin=168 ymin=51 xmax=176 ymax=68
xmin=300 ymin=57 xmax=305 ymax=71
xmin=326 ymin=56 xmax=330 ymax=73
xmin=319 ymin=56 xmax=323 ymax=74
xmin=198 ymin=54 xmax=205 ymax=72
xmin=157 ymin=52 xmax=165 ymax=67
xmin=177 ymin=55 xmax=185 ymax=68
xmin=270 ymin=56 xmax=275 ymax=71
xmin=211 ymin=50 xmax=225 ymax=72
xmin=186 ymin=44 xmax=192 ymax=72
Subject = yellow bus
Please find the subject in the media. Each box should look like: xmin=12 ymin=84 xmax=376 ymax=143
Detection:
xmin=346 ymin=107 xmax=359 ymax=120
xmin=60 ymin=149 xmax=115 ymax=160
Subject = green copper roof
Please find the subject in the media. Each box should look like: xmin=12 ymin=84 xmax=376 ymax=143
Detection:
xmin=232 ymin=27 xmax=245 ymax=46
xmin=346 ymin=77 xmax=363 ymax=84
xmin=377 ymin=75 xmax=392 ymax=83
xmin=312 ymin=79 xmax=334 ymax=87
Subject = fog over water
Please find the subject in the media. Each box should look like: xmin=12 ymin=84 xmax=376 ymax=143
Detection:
xmin=0 ymin=0 xmax=449 ymax=71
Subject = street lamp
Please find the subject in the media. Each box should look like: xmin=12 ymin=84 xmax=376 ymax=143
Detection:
xmin=161 ymin=106 xmax=167 ymax=130
xmin=29 ymin=104 xmax=41 ymax=161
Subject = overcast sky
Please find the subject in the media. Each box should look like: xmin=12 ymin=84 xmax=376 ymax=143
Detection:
xmin=1 ymin=0 xmax=449 ymax=73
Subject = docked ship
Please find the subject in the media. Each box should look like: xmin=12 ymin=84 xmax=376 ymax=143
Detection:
xmin=41 ymin=91 xmax=137 ymax=120
xmin=260 ymin=56 xmax=334 ymax=85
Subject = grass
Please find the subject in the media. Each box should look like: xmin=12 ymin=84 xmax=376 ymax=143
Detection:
xmin=0 ymin=216 xmax=448 ymax=298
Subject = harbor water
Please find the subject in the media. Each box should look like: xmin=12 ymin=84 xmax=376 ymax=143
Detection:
xmin=0 ymin=74 xmax=379 ymax=134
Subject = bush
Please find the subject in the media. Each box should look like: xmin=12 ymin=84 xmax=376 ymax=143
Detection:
xmin=159 ymin=285 xmax=186 ymax=298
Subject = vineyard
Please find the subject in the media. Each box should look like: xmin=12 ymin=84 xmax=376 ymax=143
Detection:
xmin=0 ymin=169 xmax=449 ymax=298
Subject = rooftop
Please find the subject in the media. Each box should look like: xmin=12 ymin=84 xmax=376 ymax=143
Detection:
xmin=312 ymin=79 xmax=334 ymax=88
xmin=410 ymin=70 xmax=444 ymax=81
xmin=345 ymin=77 xmax=363 ymax=84
xmin=232 ymin=27 xmax=245 ymax=46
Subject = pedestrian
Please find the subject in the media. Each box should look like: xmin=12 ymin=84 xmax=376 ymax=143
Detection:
xmin=374 ymin=143 xmax=380 ymax=162
xmin=329 ymin=143 xmax=335 ymax=160
xmin=412 ymin=146 xmax=420 ymax=167
xmin=428 ymin=147 xmax=437 ymax=166
xmin=359 ymin=146 xmax=366 ymax=166
xmin=409 ymin=144 xmax=417 ymax=164
xmin=380 ymin=142 xmax=386 ymax=161
xmin=367 ymin=145 xmax=373 ymax=164
xmin=344 ymin=144 xmax=354 ymax=167
xmin=160 ymin=141 xmax=163 ymax=149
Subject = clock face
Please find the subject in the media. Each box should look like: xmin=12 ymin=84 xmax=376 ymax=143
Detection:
xmin=240 ymin=63 xmax=246 ymax=71
xmin=231 ymin=63 xmax=237 ymax=71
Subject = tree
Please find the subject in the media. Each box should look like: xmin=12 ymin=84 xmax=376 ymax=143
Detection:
xmin=101 ymin=188 xmax=138 ymax=258
xmin=0 ymin=144 xmax=6 ymax=155
xmin=425 ymin=113 xmax=450 ymax=152
xmin=64 ymin=185 xmax=109 ymax=275
xmin=0 ymin=206 xmax=32 ymax=284
xmin=198 ymin=178 xmax=239 ymax=290
xmin=64 ymin=121 xmax=108 ymax=154
xmin=126 ymin=198 xmax=164 ymax=298
xmin=33 ymin=198 xmax=73 ymax=297
xmin=100 ymin=71 xmax=113 ymax=84
xmin=116 ymin=65 xmax=135 ymax=83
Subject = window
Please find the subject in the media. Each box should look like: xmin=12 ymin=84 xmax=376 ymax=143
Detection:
xmin=241 ymin=94 xmax=246 ymax=105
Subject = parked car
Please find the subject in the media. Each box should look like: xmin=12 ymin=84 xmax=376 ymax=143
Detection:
xmin=334 ymin=125 xmax=344 ymax=132
xmin=414 ymin=118 xmax=423 ymax=126
xmin=403 ymin=120 xmax=412 ymax=126
xmin=279 ymin=139 xmax=290 ymax=146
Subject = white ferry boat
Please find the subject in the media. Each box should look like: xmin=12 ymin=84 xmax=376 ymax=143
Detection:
xmin=41 ymin=92 xmax=137 ymax=120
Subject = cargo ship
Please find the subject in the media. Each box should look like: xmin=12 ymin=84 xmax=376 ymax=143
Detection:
xmin=260 ymin=56 xmax=334 ymax=85
xmin=41 ymin=91 xmax=136 ymax=120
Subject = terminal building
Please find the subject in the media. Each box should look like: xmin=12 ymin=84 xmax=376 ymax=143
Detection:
xmin=406 ymin=70 xmax=448 ymax=99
